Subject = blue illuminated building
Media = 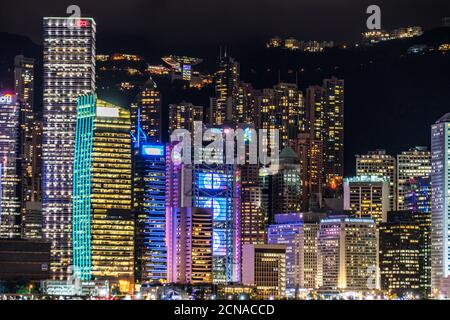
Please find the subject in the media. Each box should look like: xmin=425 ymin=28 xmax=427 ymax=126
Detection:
xmin=193 ymin=164 xmax=240 ymax=284
xmin=133 ymin=115 xmax=167 ymax=283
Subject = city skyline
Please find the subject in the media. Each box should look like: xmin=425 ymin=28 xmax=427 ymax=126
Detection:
xmin=0 ymin=3 xmax=449 ymax=303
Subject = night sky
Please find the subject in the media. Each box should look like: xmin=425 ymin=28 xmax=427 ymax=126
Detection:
xmin=1 ymin=0 xmax=449 ymax=49
xmin=1 ymin=1 xmax=450 ymax=176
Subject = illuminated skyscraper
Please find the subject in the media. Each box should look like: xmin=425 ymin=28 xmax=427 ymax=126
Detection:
xmin=212 ymin=53 xmax=239 ymax=125
xmin=72 ymin=95 xmax=134 ymax=286
xmin=131 ymin=78 xmax=162 ymax=143
xmin=239 ymin=163 xmax=266 ymax=246
xmin=0 ymin=92 xmax=20 ymax=238
xmin=396 ymin=146 xmax=431 ymax=210
xmin=343 ymin=176 xmax=390 ymax=227
xmin=431 ymin=114 xmax=450 ymax=295
xmin=42 ymin=17 xmax=96 ymax=279
xmin=14 ymin=55 xmax=41 ymax=239
xmin=166 ymin=207 xmax=213 ymax=284
xmin=133 ymin=143 xmax=166 ymax=284
xmin=235 ymin=82 xmax=256 ymax=124
xmin=306 ymin=78 xmax=344 ymax=197
xmin=268 ymin=212 xmax=326 ymax=293
xmin=380 ymin=210 xmax=430 ymax=297
xmin=256 ymin=83 xmax=305 ymax=148
xmin=356 ymin=150 xmax=396 ymax=211
xmin=168 ymin=102 xmax=203 ymax=134
xmin=293 ymin=133 xmax=323 ymax=211
xmin=193 ymin=163 xmax=240 ymax=284
xmin=268 ymin=213 xmax=302 ymax=293
xmin=271 ymin=147 xmax=302 ymax=218
xmin=317 ymin=217 xmax=378 ymax=291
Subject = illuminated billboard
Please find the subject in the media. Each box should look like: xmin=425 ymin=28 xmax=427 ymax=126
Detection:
xmin=198 ymin=172 xmax=225 ymax=190
xmin=141 ymin=144 xmax=165 ymax=156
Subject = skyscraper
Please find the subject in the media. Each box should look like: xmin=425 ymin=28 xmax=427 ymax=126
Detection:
xmin=42 ymin=17 xmax=96 ymax=279
xmin=317 ymin=217 xmax=378 ymax=291
xmin=271 ymin=147 xmax=302 ymax=219
xmin=14 ymin=55 xmax=35 ymax=204
xmin=131 ymin=78 xmax=162 ymax=143
xmin=212 ymin=53 xmax=239 ymax=126
xmin=268 ymin=213 xmax=302 ymax=293
xmin=306 ymin=78 xmax=344 ymax=198
xmin=0 ymin=92 xmax=20 ymax=239
xmin=193 ymin=163 xmax=240 ymax=284
xmin=397 ymin=147 xmax=431 ymax=210
xmin=168 ymin=102 xmax=203 ymax=134
xmin=72 ymin=95 xmax=134 ymax=287
xmin=293 ymin=132 xmax=324 ymax=211
xmin=356 ymin=150 xmax=396 ymax=211
xmin=14 ymin=55 xmax=41 ymax=239
xmin=133 ymin=143 xmax=167 ymax=284
xmin=343 ymin=176 xmax=390 ymax=227
xmin=431 ymin=114 xmax=450 ymax=296
xmin=166 ymin=207 xmax=213 ymax=285
xmin=379 ymin=210 xmax=430 ymax=297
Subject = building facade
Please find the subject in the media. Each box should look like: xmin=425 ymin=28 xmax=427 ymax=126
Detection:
xmin=72 ymin=96 xmax=134 ymax=286
xmin=242 ymin=244 xmax=287 ymax=299
xmin=42 ymin=17 xmax=96 ymax=279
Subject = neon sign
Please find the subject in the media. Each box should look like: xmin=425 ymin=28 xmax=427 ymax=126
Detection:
xmin=0 ymin=94 xmax=13 ymax=104
xmin=142 ymin=144 xmax=165 ymax=156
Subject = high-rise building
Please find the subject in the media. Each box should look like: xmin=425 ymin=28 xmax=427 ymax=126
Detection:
xmin=317 ymin=217 xmax=378 ymax=291
xmin=242 ymin=244 xmax=287 ymax=299
xmin=72 ymin=95 xmax=134 ymax=286
xmin=379 ymin=210 xmax=431 ymax=297
xmin=380 ymin=210 xmax=431 ymax=296
xmin=212 ymin=54 xmax=239 ymax=126
xmin=133 ymin=143 xmax=166 ymax=284
xmin=131 ymin=78 xmax=162 ymax=143
xmin=193 ymin=163 xmax=240 ymax=284
xmin=166 ymin=207 xmax=213 ymax=285
xmin=22 ymin=120 xmax=43 ymax=239
xmin=271 ymin=147 xmax=302 ymax=219
xmin=255 ymin=83 xmax=305 ymax=148
xmin=343 ymin=176 xmax=390 ymax=227
xmin=239 ymin=163 xmax=266 ymax=246
xmin=431 ymin=114 xmax=450 ymax=296
xmin=42 ymin=17 xmax=96 ymax=279
xmin=14 ymin=55 xmax=42 ymax=239
xmin=306 ymin=78 xmax=344 ymax=198
xmin=168 ymin=102 xmax=203 ymax=134
xmin=14 ymin=56 xmax=35 ymax=205
xmin=0 ymin=92 xmax=20 ymax=239
xmin=268 ymin=213 xmax=301 ymax=292
xmin=268 ymin=212 xmax=327 ymax=292
xmin=356 ymin=150 xmax=396 ymax=211
xmin=235 ymin=82 xmax=256 ymax=125
xmin=397 ymin=147 xmax=431 ymax=210
xmin=293 ymin=133 xmax=323 ymax=211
